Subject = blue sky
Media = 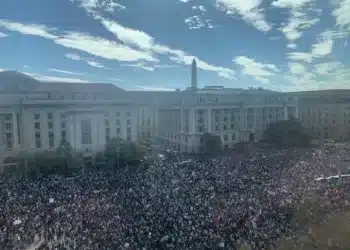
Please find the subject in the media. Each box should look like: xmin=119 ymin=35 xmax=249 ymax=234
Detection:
xmin=0 ymin=0 xmax=349 ymax=91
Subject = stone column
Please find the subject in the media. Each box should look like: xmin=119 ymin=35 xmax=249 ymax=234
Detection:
xmin=284 ymin=106 xmax=288 ymax=120
xmin=207 ymin=108 xmax=212 ymax=133
xmin=12 ymin=113 xmax=19 ymax=150
xmin=239 ymin=106 xmax=245 ymax=141
xmin=180 ymin=107 xmax=184 ymax=133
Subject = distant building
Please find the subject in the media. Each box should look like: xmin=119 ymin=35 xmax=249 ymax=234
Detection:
xmin=2 ymin=69 xmax=350 ymax=167
xmin=0 ymin=71 xmax=138 ymax=167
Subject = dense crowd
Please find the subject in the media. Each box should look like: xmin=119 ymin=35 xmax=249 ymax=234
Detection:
xmin=0 ymin=145 xmax=349 ymax=250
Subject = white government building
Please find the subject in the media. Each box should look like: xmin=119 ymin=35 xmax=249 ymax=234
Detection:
xmin=1 ymin=61 xmax=350 ymax=166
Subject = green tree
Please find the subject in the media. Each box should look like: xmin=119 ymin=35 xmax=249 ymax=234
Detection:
xmin=14 ymin=140 xmax=83 ymax=179
xmin=199 ymin=133 xmax=222 ymax=156
xmin=105 ymin=137 xmax=147 ymax=172
xmin=263 ymin=119 xmax=311 ymax=148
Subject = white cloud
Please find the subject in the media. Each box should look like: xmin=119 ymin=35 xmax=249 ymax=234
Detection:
xmin=314 ymin=62 xmax=342 ymax=75
xmin=87 ymin=60 xmax=106 ymax=68
xmin=311 ymin=38 xmax=334 ymax=57
xmin=121 ymin=62 xmax=154 ymax=71
xmin=65 ymin=53 xmax=81 ymax=60
xmin=216 ymin=0 xmax=271 ymax=32
xmin=192 ymin=5 xmax=206 ymax=12
xmin=272 ymin=0 xmax=313 ymax=8
xmin=179 ymin=0 xmax=191 ymax=2
xmin=66 ymin=52 xmax=107 ymax=68
xmin=287 ymin=31 xmax=335 ymax=65
xmin=0 ymin=20 xmax=57 ymax=39
xmin=185 ymin=15 xmax=214 ymax=29
xmin=48 ymin=68 xmax=84 ymax=75
xmin=98 ymin=17 xmax=235 ymax=79
xmin=287 ymin=43 xmax=297 ymax=49
xmin=75 ymin=0 xmax=126 ymax=13
xmin=24 ymin=72 xmax=89 ymax=83
xmin=154 ymin=64 xmax=180 ymax=69
xmin=55 ymin=31 xmax=156 ymax=62
xmin=287 ymin=52 xmax=313 ymax=63
xmin=332 ymin=0 xmax=350 ymax=28
xmin=132 ymin=85 xmax=175 ymax=91
xmin=279 ymin=10 xmax=319 ymax=42
xmin=0 ymin=31 xmax=8 ymax=38
xmin=289 ymin=62 xmax=305 ymax=75
xmin=320 ymin=29 xmax=349 ymax=40
xmin=0 ymin=19 xmax=157 ymax=63
xmin=284 ymin=73 xmax=322 ymax=91
xmin=100 ymin=19 xmax=154 ymax=50
xmin=234 ymin=56 xmax=279 ymax=83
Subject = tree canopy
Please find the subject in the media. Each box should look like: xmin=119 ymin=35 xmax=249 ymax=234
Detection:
xmin=104 ymin=137 xmax=147 ymax=170
xmin=263 ymin=119 xmax=311 ymax=148
xmin=199 ymin=133 xmax=222 ymax=156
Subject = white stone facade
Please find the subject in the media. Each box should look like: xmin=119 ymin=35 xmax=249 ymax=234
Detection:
xmin=139 ymin=90 xmax=299 ymax=153
xmin=0 ymin=97 xmax=139 ymax=166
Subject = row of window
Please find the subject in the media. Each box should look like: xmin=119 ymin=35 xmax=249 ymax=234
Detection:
xmin=3 ymin=114 xmax=13 ymax=149
xmin=105 ymin=127 xmax=132 ymax=141
xmin=105 ymin=119 xmax=132 ymax=126
xmin=105 ymin=111 xmax=132 ymax=117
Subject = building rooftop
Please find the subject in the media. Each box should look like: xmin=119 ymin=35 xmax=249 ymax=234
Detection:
xmin=0 ymin=71 xmax=125 ymax=93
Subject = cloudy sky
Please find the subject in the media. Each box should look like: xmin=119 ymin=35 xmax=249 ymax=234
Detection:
xmin=0 ymin=0 xmax=349 ymax=91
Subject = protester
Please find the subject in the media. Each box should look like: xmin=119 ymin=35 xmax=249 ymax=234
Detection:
xmin=0 ymin=146 xmax=349 ymax=250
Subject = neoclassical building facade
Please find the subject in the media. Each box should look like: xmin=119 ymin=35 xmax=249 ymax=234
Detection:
xmin=0 ymin=72 xmax=139 ymax=167
xmin=2 ymin=70 xmax=350 ymax=166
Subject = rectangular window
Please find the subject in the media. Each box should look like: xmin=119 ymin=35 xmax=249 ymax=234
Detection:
xmin=116 ymin=120 xmax=120 ymax=126
xmin=48 ymin=132 xmax=54 ymax=148
xmin=127 ymin=134 xmax=131 ymax=141
xmin=116 ymin=112 xmax=120 ymax=117
xmin=4 ymin=123 xmax=12 ymax=130
xmin=127 ymin=111 xmax=131 ymax=117
xmin=48 ymin=122 xmax=53 ymax=129
xmin=127 ymin=127 xmax=131 ymax=134
xmin=106 ymin=128 xmax=110 ymax=141
xmin=35 ymin=122 xmax=40 ymax=130
xmin=61 ymin=121 xmax=66 ymax=129
xmin=35 ymin=132 xmax=41 ymax=140
xmin=34 ymin=113 xmax=40 ymax=120
xmin=5 ymin=132 xmax=13 ymax=149
xmin=116 ymin=127 xmax=120 ymax=134
xmin=127 ymin=120 xmax=131 ymax=125
xmin=35 ymin=132 xmax=41 ymax=149
xmin=5 ymin=114 xmax=12 ymax=121
xmin=232 ymin=133 xmax=236 ymax=140
xmin=48 ymin=112 xmax=53 ymax=120
xmin=81 ymin=119 xmax=92 ymax=145
xmin=105 ymin=119 xmax=109 ymax=127
xmin=61 ymin=130 xmax=66 ymax=141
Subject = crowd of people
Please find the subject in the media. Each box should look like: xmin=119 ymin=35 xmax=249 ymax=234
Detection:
xmin=0 ymin=145 xmax=349 ymax=250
